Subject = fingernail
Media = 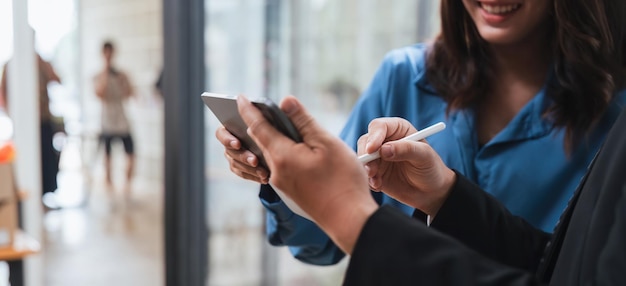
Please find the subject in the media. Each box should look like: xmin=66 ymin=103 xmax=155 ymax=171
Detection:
xmin=381 ymin=145 xmax=394 ymax=159
xmin=236 ymin=95 xmax=249 ymax=105
xmin=364 ymin=165 xmax=370 ymax=173
xmin=229 ymin=140 xmax=238 ymax=148
xmin=282 ymin=99 xmax=298 ymax=116
xmin=261 ymin=174 xmax=270 ymax=184
xmin=247 ymin=156 xmax=255 ymax=165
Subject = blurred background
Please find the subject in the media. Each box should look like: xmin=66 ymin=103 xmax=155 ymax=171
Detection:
xmin=0 ymin=0 xmax=439 ymax=285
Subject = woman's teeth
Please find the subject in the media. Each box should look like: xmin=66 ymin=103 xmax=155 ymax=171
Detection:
xmin=481 ymin=3 xmax=521 ymax=14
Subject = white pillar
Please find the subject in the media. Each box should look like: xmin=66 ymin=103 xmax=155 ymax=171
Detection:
xmin=10 ymin=0 xmax=44 ymax=285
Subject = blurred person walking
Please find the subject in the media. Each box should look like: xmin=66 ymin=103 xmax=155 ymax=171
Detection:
xmin=0 ymin=51 xmax=62 ymax=209
xmin=93 ymin=41 xmax=135 ymax=203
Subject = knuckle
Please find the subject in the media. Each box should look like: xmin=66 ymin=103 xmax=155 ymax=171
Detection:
xmin=229 ymin=165 xmax=241 ymax=177
xmin=237 ymin=152 xmax=251 ymax=164
xmin=215 ymin=126 xmax=226 ymax=138
xmin=357 ymin=134 xmax=368 ymax=145
xmin=246 ymin=118 xmax=264 ymax=136
xmin=294 ymin=115 xmax=315 ymax=133
xmin=367 ymin=119 xmax=380 ymax=130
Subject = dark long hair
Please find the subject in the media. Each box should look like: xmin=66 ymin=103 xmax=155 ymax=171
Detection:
xmin=426 ymin=0 xmax=626 ymax=149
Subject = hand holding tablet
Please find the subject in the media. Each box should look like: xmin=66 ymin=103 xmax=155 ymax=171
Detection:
xmin=202 ymin=92 xmax=302 ymax=169
xmin=203 ymin=92 xmax=313 ymax=220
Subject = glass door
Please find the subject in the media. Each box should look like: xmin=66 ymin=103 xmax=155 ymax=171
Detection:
xmin=203 ymin=0 xmax=439 ymax=284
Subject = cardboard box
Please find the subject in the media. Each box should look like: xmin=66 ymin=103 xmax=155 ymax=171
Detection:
xmin=0 ymin=199 xmax=17 ymax=248
xmin=0 ymin=163 xmax=17 ymax=248
xmin=0 ymin=163 xmax=16 ymax=202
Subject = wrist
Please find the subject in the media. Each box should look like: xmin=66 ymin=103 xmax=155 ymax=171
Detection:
xmin=317 ymin=193 xmax=378 ymax=255
xmin=422 ymin=168 xmax=456 ymax=217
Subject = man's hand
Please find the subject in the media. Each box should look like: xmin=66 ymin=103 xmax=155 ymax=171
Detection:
xmin=236 ymin=95 xmax=378 ymax=254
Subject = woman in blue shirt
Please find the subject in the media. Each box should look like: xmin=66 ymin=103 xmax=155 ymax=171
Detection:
xmin=216 ymin=0 xmax=626 ymax=265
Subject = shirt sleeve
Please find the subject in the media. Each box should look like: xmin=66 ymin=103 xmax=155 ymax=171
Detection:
xmin=259 ymin=184 xmax=346 ymax=265
xmin=344 ymin=173 xmax=550 ymax=286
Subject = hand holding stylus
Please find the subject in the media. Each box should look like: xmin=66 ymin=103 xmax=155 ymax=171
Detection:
xmin=357 ymin=119 xmax=454 ymax=215
xmin=357 ymin=122 xmax=446 ymax=164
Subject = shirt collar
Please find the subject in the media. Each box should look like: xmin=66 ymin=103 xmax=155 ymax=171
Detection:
xmin=487 ymin=89 xmax=554 ymax=145
xmin=417 ymin=58 xmax=555 ymax=146
xmin=412 ymin=48 xmax=438 ymax=95
xmin=446 ymin=85 xmax=554 ymax=149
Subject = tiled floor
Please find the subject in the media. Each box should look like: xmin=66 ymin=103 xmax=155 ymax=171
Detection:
xmin=2 ymin=134 xmax=349 ymax=286
xmin=42 ymin=136 xmax=164 ymax=286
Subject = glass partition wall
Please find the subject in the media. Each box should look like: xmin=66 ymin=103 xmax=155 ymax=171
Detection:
xmin=204 ymin=1 xmax=269 ymax=285
xmin=204 ymin=0 xmax=438 ymax=284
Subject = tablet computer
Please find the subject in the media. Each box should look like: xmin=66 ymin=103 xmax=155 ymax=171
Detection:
xmin=202 ymin=92 xmax=313 ymax=221
xmin=201 ymin=92 xmax=302 ymax=169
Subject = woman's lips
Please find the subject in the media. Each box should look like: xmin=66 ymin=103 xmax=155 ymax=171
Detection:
xmin=477 ymin=2 xmax=522 ymax=24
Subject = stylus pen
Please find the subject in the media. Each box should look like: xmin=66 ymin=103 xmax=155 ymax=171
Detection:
xmin=357 ymin=122 xmax=446 ymax=164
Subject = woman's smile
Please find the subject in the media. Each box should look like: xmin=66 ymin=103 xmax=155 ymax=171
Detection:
xmin=478 ymin=1 xmax=523 ymax=24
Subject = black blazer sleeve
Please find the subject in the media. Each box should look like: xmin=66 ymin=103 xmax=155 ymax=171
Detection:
xmin=344 ymin=173 xmax=550 ymax=286
xmin=595 ymin=184 xmax=626 ymax=284
xmin=431 ymin=172 xmax=550 ymax=271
